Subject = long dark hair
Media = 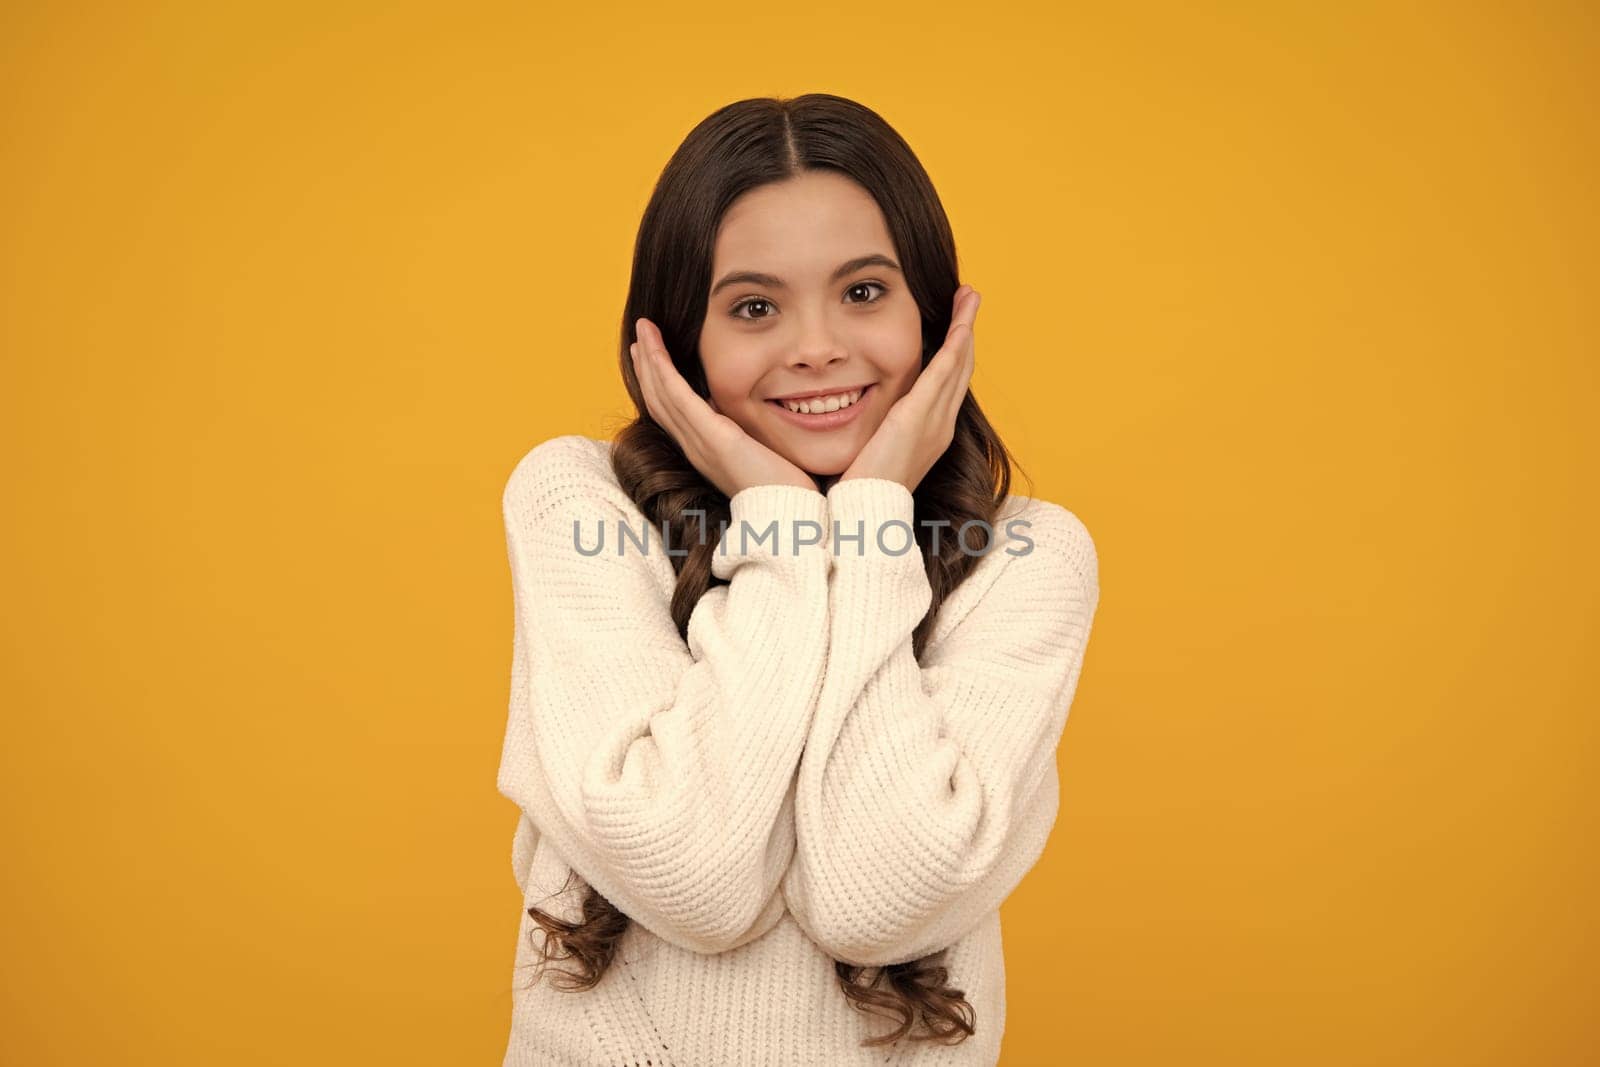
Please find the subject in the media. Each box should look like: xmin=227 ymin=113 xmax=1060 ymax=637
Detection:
xmin=524 ymin=92 xmax=1032 ymax=1049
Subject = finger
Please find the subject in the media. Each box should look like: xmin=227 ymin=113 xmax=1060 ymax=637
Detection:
xmin=958 ymin=296 xmax=978 ymax=386
xmin=640 ymin=321 xmax=716 ymax=447
xmin=961 ymin=293 xmax=978 ymax=376
xmin=630 ymin=340 xmax=649 ymax=408
xmin=927 ymin=291 xmax=979 ymax=388
xmin=955 ymin=319 xmax=975 ymax=391
xmin=633 ymin=328 xmax=676 ymax=435
xmin=947 ymin=333 xmax=975 ymax=425
xmin=936 ymin=292 xmax=979 ymax=414
xmin=935 ymin=338 xmax=973 ymax=427
xmin=638 ymin=318 xmax=705 ymax=444
xmin=632 ymin=339 xmax=663 ymax=426
xmin=638 ymin=320 xmax=681 ymax=427
xmin=933 ymin=288 xmax=979 ymax=356
xmin=951 ymin=287 xmax=980 ymax=334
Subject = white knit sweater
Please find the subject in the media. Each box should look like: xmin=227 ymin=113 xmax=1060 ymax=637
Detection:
xmin=495 ymin=434 xmax=1099 ymax=1066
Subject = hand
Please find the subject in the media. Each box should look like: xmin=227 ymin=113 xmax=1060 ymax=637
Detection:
xmin=839 ymin=285 xmax=980 ymax=492
xmin=631 ymin=317 xmax=820 ymax=499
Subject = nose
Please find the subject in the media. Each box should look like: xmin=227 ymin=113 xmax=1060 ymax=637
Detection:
xmin=787 ymin=317 xmax=848 ymax=370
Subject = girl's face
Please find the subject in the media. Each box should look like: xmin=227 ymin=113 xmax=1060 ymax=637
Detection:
xmin=698 ymin=170 xmax=924 ymax=486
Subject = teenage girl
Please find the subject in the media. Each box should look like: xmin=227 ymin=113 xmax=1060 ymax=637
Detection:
xmin=496 ymin=91 xmax=1100 ymax=1066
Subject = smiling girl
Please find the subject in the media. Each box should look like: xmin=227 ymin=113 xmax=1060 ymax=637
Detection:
xmin=495 ymin=93 xmax=1100 ymax=1066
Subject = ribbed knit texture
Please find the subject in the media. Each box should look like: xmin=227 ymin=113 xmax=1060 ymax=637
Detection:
xmin=496 ymin=435 xmax=1100 ymax=1066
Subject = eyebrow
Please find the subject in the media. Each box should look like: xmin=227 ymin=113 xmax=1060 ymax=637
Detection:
xmin=709 ymin=253 xmax=902 ymax=297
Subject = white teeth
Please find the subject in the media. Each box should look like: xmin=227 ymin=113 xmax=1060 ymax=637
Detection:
xmin=781 ymin=388 xmax=862 ymax=414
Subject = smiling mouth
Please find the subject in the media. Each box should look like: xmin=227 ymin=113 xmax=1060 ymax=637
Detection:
xmin=766 ymin=384 xmax=874 ymax=414
xmin=764 ymin=384 xmax=876 ymax=434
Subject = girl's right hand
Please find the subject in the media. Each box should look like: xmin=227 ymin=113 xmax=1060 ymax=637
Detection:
xmin=632 ymin=317 xmax=820 ymax=499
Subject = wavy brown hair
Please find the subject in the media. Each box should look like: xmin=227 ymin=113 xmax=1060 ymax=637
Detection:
xmin=524 ymin=92 xmax=1034 ymax=1050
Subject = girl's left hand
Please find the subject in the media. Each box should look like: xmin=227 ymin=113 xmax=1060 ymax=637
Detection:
xmin=839 ymin=284 xmax=981 ymax=492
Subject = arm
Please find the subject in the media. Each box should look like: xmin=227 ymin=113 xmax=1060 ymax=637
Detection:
xmin=782 ymin=477 xmax=1101 ymax=966
xmin=495 ymin=438 xmax=833 ymax=955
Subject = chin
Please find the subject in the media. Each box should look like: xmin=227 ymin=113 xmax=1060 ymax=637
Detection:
xmin=786 ymin=444 xmax=856 ymax=478
xmin=796 ymin=457 xmax=849 ymax=477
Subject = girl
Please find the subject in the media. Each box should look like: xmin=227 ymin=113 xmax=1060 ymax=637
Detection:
xmin=496 ymin=92 xmax=1099 ymax=1066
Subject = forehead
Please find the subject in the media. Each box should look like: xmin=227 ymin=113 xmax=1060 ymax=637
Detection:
xmin=712 ymin=172 xmax=893 ymax=272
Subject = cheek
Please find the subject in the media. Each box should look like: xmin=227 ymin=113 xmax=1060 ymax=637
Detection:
xmin=874 ymin=305 xmax=924 ymax=378
xmin=701 ymin=320 xmax=785 ymax=407
xmin=700 ymin=351 xmax=763 ymax=410
xmin=882 ymin=364 xmax=921 ymax=406
xmin=877 ymin=333 xmax=925 ymax=392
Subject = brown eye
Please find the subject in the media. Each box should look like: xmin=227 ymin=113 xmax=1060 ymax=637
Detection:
xmin=846 ymin=281 xmax=889 ymax=304
xmin=730 ymin=297 xmax=774 ymax=321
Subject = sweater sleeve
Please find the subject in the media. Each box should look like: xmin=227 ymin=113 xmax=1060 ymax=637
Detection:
xmin=781 ymin=476 xmax=1100 ymax=967
xmin=495 ymin=438 xmax=833 ymax=956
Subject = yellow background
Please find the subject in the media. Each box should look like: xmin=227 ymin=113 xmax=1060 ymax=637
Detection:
xmin=2 ymin=2 xmax=1593 ymax=1063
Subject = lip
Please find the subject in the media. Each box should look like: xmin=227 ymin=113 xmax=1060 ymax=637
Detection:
xmin=767 ymin=384 xmax=875 ymax=431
